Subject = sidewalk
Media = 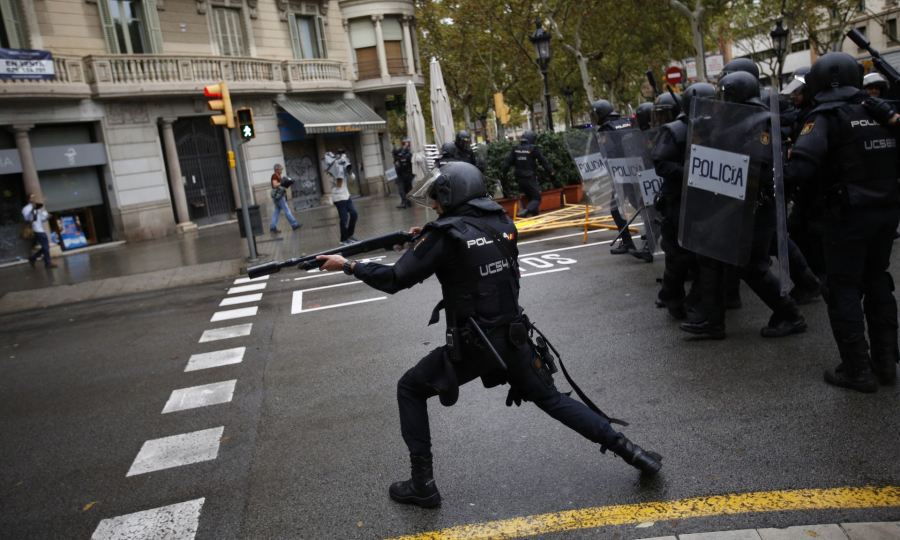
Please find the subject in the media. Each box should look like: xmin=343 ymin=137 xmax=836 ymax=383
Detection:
xmin=0 ymin=194 xmax=429 ymax=312
xmin=644 ymin=522 xmax=900 ymax=539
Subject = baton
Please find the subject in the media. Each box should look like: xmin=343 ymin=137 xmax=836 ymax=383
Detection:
xmin=466 ymin=317 xmax=508 ymax=370
xmin=609 ymin=203 xmax=646 ymax=246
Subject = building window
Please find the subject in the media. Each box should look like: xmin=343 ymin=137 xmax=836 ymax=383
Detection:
xmin=212 ymin=7 xmax=246 ymax=57
xmin=888 ymin=18 xmax=897 ymax=42
xmin=109 ymin=0 xmax=146 ymax=54
xmin=350 ymin=18 xmax=379 ymax=79
xmin=856 ymin=25 xmax=868 ymax=52
xmin=381 ymin=16 xmax=406 ymax=75
xmin=289 ymin=14 xmax=327 ymax=59
xmin=790 ymin=39 xmax=810 ymax=53
xmin=0 ymin=0 xmax=25 ymax=49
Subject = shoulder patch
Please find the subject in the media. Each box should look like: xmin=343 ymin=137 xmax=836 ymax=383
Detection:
xmin=760 ymin=132 xmax=770 ymax=146
xmin=800 ymin=122 xmax=815 ymax=136
xmin=412 ymin=232 xmax=440 ymax=259
xmin=600 ymin=135 xmax=608 ymax=143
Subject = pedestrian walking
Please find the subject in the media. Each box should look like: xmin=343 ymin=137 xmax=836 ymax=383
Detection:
xmin=316 ymin=162 xmax=661 ymax=509
xmin=323 ymin=149 xmax=359 ymax=245
xmin=22 ymin=194 xmax=57 ymax=269
xmin=270 ymin=164 xmax=301 ymax=233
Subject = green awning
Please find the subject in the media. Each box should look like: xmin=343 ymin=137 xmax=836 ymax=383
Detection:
xmin=276 ymin=97 xmax=386 ymax=134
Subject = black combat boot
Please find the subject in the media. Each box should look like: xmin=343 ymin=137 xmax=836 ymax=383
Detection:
xmin=629 ymin=242 xmax=654 ymax=263
xmin=610 ymin=240 xmax=635 ymax=255
xmin=760 ymin=314 xmax=808 ymax=338
xmin=869 ymin=326 xmax=899 ymax=385
xmin=609 ymin=436 xmax=662 ymax=477
xmin=389 ymin=455 xmax=441 ymax=508
xmin=680 ymin=319 xmax=727 ymax=339
xmin=791 ymin=268 xmax=822 ymax=305
xmin=516 ymin=208 xmax=532 ymax=218
xmin=824 ymin=344 xmax=878 ymax=393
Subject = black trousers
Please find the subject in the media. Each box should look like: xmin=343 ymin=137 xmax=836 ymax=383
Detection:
xmin=396 ymin=327 xmax=621 ymax=459
xmin=823 ymin=206 xmax=900 ymax=352
xmin=610 ymin=192 xmax=633 ymax=245
xmin=788 ymin=201 xmax=826 ymax=276
xmin=659 ymin=222 xmax=697 ymax=304
xmin=516 ymin=175 xmax=542 ymax=213
xmin=695 ymin=206 xmax=800 ymax=325
xmin=398 ymin=174 xmax=413 ymax=205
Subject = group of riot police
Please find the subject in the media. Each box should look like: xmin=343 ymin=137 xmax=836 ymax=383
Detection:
xmin=602 ymin=52 xmax=900 ymax=395
xmin=392 ymin=130 xmax=481 ymax=210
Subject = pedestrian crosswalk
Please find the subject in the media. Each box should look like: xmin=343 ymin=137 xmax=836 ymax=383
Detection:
xmin=92 ymin=273 xmax=263 ymax=539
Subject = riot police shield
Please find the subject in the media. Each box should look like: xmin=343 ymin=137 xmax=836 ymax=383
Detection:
xmin=599 ymin=129 xmax=665 ymax=255
xmin=769 ymin=88 xmax=791 ymax=295
xmin=678 ymin=98 xmax=769 ymax=266
xmin=562 ymin=129 xmax=611 ymax=207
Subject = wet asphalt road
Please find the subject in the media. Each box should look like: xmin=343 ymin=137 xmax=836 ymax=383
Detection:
xmin=2 ymin=227 xmax=900 ymax=540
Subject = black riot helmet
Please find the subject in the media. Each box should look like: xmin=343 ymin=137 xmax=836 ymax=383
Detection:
xmin=807 ymin=52 xmax=863 ymax=98
xmin=716 ymin=71 xmax=763 ymax=107
xmin=440 ymin=141 xmax=457 ymax=157
xmin=682 ymin=82 xmax=716 ymax=117
xmin=590 ymin=100 xmax=618 ymax=126
xmin=719 ymin=58 xmax=760 ymax=81
xmin=651 ymin=92 xmax=683 ymax=127
xmin=521 ymin=130 xmax=537 ymax=144
xmin=634 ymin=102 xmax=653 ymax=130
xmin=864 ymin=72 xmax=890 ymax=96
xmin=414 ymin=162 xmax=487 ymax=214
xmin=455 ymin=130 xmax=471 ymax=150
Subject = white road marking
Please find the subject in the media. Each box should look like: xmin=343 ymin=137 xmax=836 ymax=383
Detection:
xmin=91 ymin=498 xmax=204 ymax=540
xmin=234 ymin=275 xmax=269 ymax=284
xmin=521 ymin=267 xmax=570 ymax=278
xmin=293 ymin=260 xmax=394 ymax=282
xmin=162 ymin=380 xmax=237 ymax=414
xmin=516 ymin=222 xmax=643 ymax=246
xmin=185 ymin=347 xmax=245 ymax=372
xmin=291 ymin=281 xmax=385 ymax=314
xmin=219 ymin=293 xmax=262 ymax=307
xmin=228 ymin=283 xmax=266 ymax=294
xmin=211 ymin=306 xmax=258 ymax=322
xmin=521 ymin=238 xmax=615 ymax=258
xmin=199 ymin=324 xmax=252 ymax=343
xmin=126 ymin=427 xmax=224 ymax=476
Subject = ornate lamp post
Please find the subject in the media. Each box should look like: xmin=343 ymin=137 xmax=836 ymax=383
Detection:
xmin=530 ymin=22 xmax=553 ymax=132
xmin=770 ymin=20 xmax=790 ymax=90
xmin=561 ymin=86 xmax=575 ymax=128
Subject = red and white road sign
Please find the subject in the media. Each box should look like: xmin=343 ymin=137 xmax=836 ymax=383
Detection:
xmin=666 ymin=66 xmax=683 ymax=85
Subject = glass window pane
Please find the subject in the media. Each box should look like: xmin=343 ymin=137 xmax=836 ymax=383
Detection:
xmin=122 ymin=0 xmax=139 ymax=20
xmin=108 ymin=0 xmax=121 ymax=19
xmin=128 ymin=20 xmax=144 ymax=54
xmin=113 ymin=20 xmax=129 ymax=54
xmin=299 ymin=17 xmax=315 ymax=59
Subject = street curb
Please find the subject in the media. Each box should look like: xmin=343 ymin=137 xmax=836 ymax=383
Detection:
xmin=0 ymin=258 xmax=245 ymax=314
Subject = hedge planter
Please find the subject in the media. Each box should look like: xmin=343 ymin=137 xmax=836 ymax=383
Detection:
xmin=522 ymin=188 xmax=564 ymax=213
xmin=495 ymin=197 xmax=521 ymax=217
xmin=563 ymin=184 xmax=583 ymax=204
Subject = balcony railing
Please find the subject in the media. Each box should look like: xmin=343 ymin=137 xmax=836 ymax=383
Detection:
xmin=0 ymin=55 xmax=91 ymax=98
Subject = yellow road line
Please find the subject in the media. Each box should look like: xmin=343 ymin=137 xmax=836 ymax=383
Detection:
xmin=386 ymin=486 xmax=900 ymax=540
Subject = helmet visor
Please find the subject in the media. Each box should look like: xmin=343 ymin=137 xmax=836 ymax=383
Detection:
xmin=780 ymin=77 xmax=805 ymax=96
xmin=651 ymin=106 xmax=677 ymax=128
xmin=406 ymin=166 xmax=443 ymax=209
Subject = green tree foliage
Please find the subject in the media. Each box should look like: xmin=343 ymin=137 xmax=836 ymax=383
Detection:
xmin=536 ymin=132 xmax=580 ymax=188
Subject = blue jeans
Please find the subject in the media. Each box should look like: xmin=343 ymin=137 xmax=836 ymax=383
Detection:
xmin=334 ymin=199 xmax=358 ymax=242
xmin=270 ymin=196 xmax=298 ymax=230
xmin=29 ymin=232 xmax=51 ymax=265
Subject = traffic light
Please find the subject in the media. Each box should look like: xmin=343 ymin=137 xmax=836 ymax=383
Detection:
xmin=204 ymin=82 xmax=234 ymax=129
xmin=493 ymin=92 xmax=511 ymax=125
xmin=236 ymin=107 xmax=255 ymax=140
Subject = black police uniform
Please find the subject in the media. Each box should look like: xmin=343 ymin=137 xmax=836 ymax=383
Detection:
xmin=395 ymin=148 xmax=414 ymax=208
xmin=347 ymin=163 xmax=661 ymax=507
xmin=433 ymin=155 xmax=458 ymax=168
xmin=785 ymin=88 xmax=900 ymax=390
xmin=598 ymin=117 xmax=635 ymax=248
xmin=786 ymin=100 xmax=827 ymax=278
xmin=502 ymin=142 xmax=553 ymax=215
xmin=681 ymin=92 xmax=805 ymax=339
xmin=456 ymin=146 xmax=477 ymax=167
xmin=651 ymin=116 xmax=700 ymax=318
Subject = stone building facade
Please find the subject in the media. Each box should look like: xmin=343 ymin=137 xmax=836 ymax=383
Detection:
xmin=0 ymin=0 xmax=422 ymax=260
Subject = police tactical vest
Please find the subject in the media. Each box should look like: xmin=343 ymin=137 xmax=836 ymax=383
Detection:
xmin=426 ymin=212 xmax=520 ymax=328
xmin=512 ymin=143 xmax=539 ymax=177
xmin=598 ymin=117 xmax=632 ymax=132
xmin=817 ymin=102 xmax=899 ymax=208
xmin=434 ymin=156 xmax=459 ymax=168
xmin=396 ymin=153 xmax=413 ymax=175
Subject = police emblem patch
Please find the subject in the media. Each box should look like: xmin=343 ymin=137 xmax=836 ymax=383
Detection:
xmin=760 ymin=132 xmax=770 ymax=145
xmin=600 ymin=135 xmax=607 ymax=143
xmin=800 ymin=123 xmax=814 ymax=136
xmin=647 ymin=140 xmax=653 ymax=149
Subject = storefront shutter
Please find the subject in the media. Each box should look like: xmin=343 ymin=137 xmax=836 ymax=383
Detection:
xmin=0 ymin=0 xmax=24 ymax=49
xmin=349 ymin=18 xmax=375 ymax=49
xmin=142 ymin=0 xmax=165 ymax=54
xmin=316 ymin=17 xmax=328 ymax=59
xmin=288 ymin=14 xmax=303 ymax=59
xmin=96 ymin=0 xmax=121 ymax=54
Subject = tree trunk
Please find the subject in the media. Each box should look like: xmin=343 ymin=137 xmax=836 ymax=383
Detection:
xmin=575 ymin=51 xmax=596 ymax=104
xmin=463 ymin=105 xmax=472 ymax=131
xmin=690 ymin=13 xmax=708 ymax=83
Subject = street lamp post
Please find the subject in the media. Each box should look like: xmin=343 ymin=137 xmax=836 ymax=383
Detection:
xmin=480 ymin=113 xmax=488 ymax=141
xmin=562 ymin=86 xmax=575 ymax=128
xmin=530 ymin=21 xmax=553 ymax=132
xmin=770 ymin=19 xmax=789 ymax=91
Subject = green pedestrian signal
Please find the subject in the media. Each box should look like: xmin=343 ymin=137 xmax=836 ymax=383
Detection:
xmin=236 ymin=107 xmax=255 ymax=140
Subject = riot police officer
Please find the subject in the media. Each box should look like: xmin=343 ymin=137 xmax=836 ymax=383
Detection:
xmin=680 ymin=72 xmax=806 ymax=340
xmin=592 ymin=99 xmax=636 ymax=254
xmin=864 ymin=72 xmax=889 ymax=98
xmin=433 ymin=141 xmax=459 ymax=168
xmin=785 ymin=52 xmax=900 ymax=391
xmin=316 ymin=162 xmax=663 ymax=508
xmin=394 ymin=144 xmax=414 ymax=209
xmin=652 ymin=87 xmax=705 ymax=319
xmin=455 ymin=130 xmax=477 ymax=166
xmin=502 ymin=130 xmax=554 ymax=218
xmin=634 ymin=102 xmax=654 ymax=131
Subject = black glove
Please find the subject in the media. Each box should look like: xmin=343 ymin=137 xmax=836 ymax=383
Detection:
xmin=863 ymin=96 xmax=897 ymax=125
xmin=505 ymin=386 xmax=522 ymax=407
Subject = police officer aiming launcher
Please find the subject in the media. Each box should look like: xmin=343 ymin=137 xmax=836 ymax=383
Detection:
xmin=502 ymin=130 xmax=554 ymax=218
xmin=316 ymin=162 xmax=662 ymax=508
